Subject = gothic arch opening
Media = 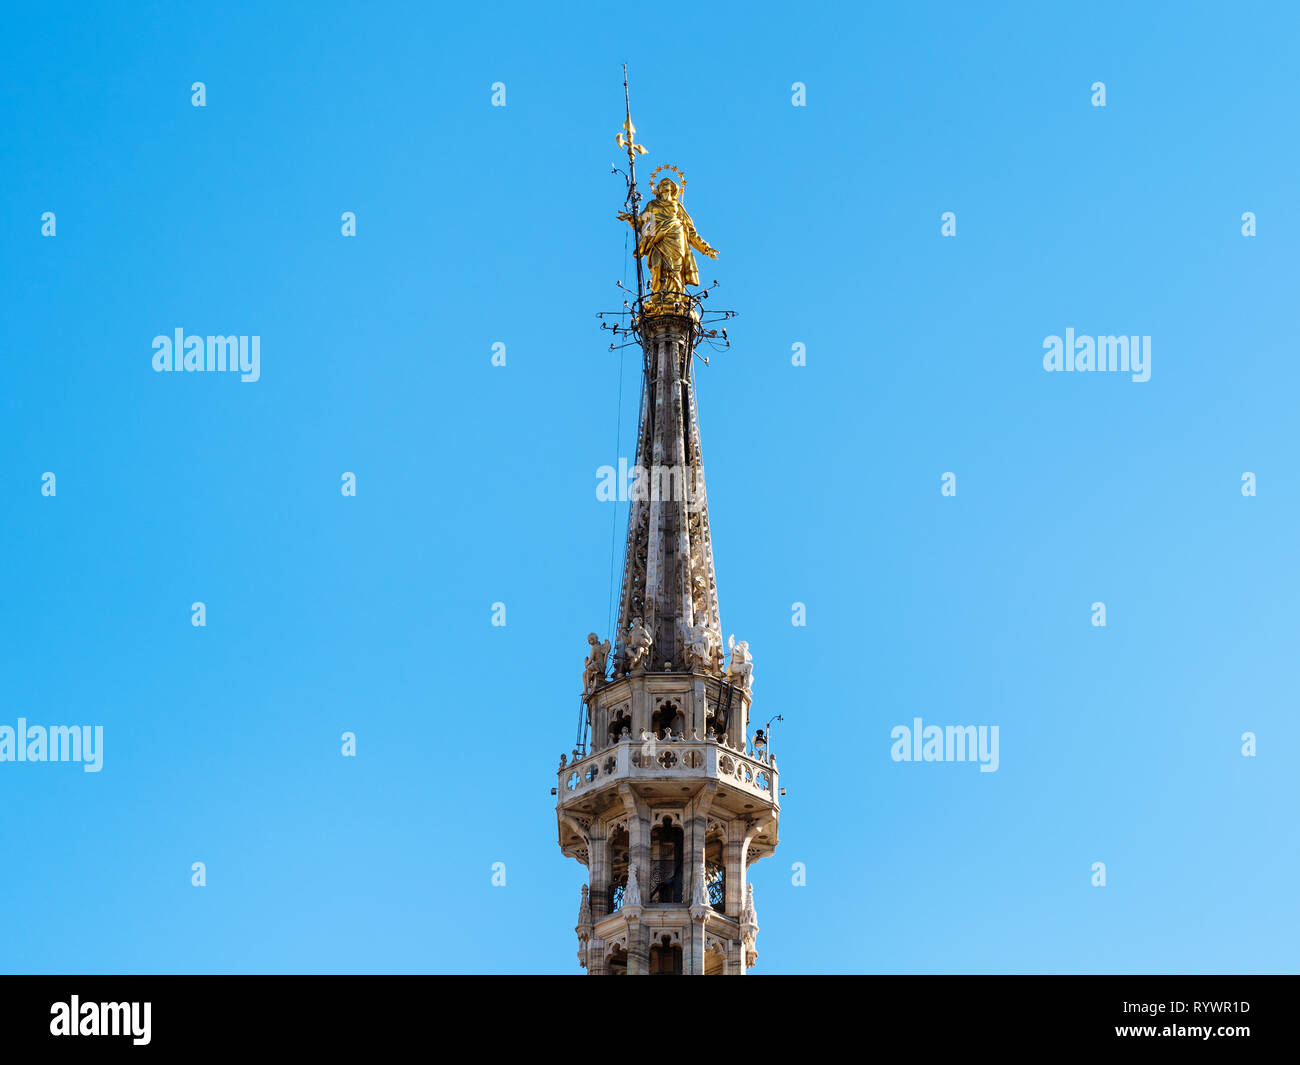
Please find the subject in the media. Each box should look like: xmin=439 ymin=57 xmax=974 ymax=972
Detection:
xmin=649 ymin=816 xmax=683 ymax=903
xmin=607 ymin=706 xmax=631 ymax=746
xmin=651 ymin=699 xmax=685 ymax=740
xmin=705 ymin=834 xmax=726 ymax=911
xmin=608 ymin=826 xmax=630 ymax=913
xmin=649 ymin=934 xmax=683 ymax=975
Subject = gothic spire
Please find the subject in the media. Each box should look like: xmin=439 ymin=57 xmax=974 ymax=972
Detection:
xmin=609 ymin=84 xmax=726 ymax=679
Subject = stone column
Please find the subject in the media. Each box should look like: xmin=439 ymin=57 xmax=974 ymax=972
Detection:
xmin=688 ymin=918 xmax=706 ymax=975
xmin=630 ymin=684 xmax=649 ymax=745
xmin=587 ymin=938 xmax=607 ymax=976
xmin=724 ymin=822 xmax=745 ymax=918
xmin=620 ymin=785 xmax=651 ymax=975
xmin=589 ymin=825 xmax=610 ymax=921
xmin=625 ymin=918 xmax=647 ymax=975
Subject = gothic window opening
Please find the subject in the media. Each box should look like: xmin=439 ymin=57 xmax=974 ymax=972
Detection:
xmin=608 ymin=708 xmax=631 ymax=746
xmin=608 ymin=828 xmax=629 ymax=913
xmin=648 ymin=935 xmax=682 ymax=975
xmin=705 ymin=836 xmax=726 ymax=909
xmin=651 ymin=699 xmax=685 ymax=740
xmin=649 ymin=817 xmax=683 ymax=903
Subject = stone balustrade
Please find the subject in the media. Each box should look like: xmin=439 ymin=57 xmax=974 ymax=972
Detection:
xmin=558 ymin=735 xmax=779 ymax=804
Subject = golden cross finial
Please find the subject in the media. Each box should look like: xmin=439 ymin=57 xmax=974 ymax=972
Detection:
xmin=616 ymin=64 xmax=648 ymax=161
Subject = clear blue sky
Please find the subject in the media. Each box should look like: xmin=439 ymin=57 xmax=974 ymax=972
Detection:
xmin=2 ymin=0 xmax=1297 ymax=974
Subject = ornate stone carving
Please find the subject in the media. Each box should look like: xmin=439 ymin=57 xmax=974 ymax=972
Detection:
xmin=741 ymin=882 xmax=759 ymax=944
xmin=726 ymin=635 xmax=754 ymax=692
xmin=689 ymin=865 xmax=709 ymax=921
xmin=582 ymin=633 xmax=611 ymax=693
xmin=680 ymin=618 xmax=721 ymax=675
xmin=624 ymin=862 xmax=643 ymax=908
xmin=704 ymin=932 xmax=728 ymax=956
xmin=624 ymin=616 xmax=654 ymax=674
xmin=576 ymin=884 xmax=593 ymax=941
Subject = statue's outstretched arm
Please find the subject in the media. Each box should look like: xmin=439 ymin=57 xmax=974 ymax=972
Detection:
xmin=683 ymin=211 xmax=719 ymax=259
xmin=691 ymin=232 xmax=719 ymax=259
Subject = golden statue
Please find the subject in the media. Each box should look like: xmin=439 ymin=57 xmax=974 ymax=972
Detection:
xmin=618 ymin=169 xmax=718 ymax=299
xmin=613 ymin=67 xmax=718 ymax=316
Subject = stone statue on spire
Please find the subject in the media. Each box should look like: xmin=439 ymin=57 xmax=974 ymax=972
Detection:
xmin=726 ymin=635 xmax=754 ymax=692
xmin=680 ymin=617 xmax=721 ymax=676
xmin=622 ymin=616 xmax=654 ymax=674
xmin=582 ymin=633 xmax=611 ymax=693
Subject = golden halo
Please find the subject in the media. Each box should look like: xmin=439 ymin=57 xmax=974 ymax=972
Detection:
xmin=648 ymin=164 xmax=686 ymax=194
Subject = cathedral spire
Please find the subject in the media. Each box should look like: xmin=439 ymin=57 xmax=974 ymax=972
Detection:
xmin=609 ymin=79 xmax=725 ymax=680
xmin=554 ymin=83 xmax=779 ymax=976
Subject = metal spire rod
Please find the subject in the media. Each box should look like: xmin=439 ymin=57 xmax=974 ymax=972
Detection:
xmin=619 ymin=64 xmax=646 ymax=304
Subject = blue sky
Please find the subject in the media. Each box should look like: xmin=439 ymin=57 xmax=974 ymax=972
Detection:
xmin=1 ymin=0 xmax=1296 ymax=973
